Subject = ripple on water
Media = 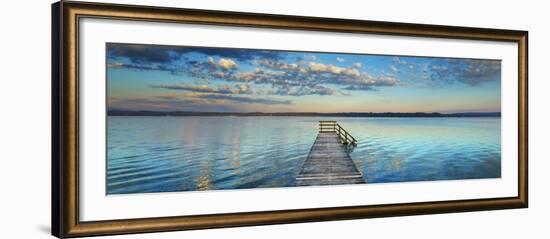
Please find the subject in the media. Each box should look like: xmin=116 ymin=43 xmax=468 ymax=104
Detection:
xmin=107 ymin=116 xmax=501 ymax=194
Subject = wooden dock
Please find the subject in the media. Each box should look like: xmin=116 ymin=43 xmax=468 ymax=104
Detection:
xmin=296 ymin=121 xmax=365 ymax=186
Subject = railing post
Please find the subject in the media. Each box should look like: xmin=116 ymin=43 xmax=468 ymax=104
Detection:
xmin=344 ymin=131 xmax=348 ymax=145
xmin=319 ymin=121 xmax=357 ymax=146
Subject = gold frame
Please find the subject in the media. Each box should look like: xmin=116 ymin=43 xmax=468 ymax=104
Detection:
xmin=52 ymin=1 xmax=528 ymax=238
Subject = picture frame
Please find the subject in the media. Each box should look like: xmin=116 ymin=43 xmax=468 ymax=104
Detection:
xmin=52 ymin=1 xmax=528 ymax=238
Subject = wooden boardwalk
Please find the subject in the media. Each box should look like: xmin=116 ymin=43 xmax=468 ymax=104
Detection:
xmin=296 ymin=122 xmax=365 ymax=186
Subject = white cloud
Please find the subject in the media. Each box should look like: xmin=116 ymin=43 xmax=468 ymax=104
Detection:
xmin=189 ymin=57 xmax=403 ymax=96
xmin=218 ymin=58 xmax=237 ymax=70
xmin=308 ymin=62 xmax=360 ymax=78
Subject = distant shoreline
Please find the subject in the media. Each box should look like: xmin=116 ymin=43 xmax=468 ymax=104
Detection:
xmin=107 ymin=111 xmax=501 ymax=118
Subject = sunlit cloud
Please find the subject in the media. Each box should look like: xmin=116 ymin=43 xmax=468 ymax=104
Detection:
xmin=185 ymin=58 xmax=403 ymax=96
xmin=215 ymin=58 xmax=238 ymax=70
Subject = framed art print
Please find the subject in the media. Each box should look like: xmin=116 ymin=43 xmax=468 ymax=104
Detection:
xmin=52 ymin=1 xmax=528 ymax=237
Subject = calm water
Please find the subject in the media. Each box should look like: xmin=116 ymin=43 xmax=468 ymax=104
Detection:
xmin=107 ymin=116 xmax=501 ymax=194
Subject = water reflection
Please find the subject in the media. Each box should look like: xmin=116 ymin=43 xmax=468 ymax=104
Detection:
xmin=196 ymin=160 xmax=211 ymax=191
xmin=107 ymin=116 xmax=501 ymax=194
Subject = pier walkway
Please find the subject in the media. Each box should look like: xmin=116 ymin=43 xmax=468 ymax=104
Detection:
xmin=296 ymin=121 xmax=365 ymax=186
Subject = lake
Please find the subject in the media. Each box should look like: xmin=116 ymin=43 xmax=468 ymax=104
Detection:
xmin=107 ymin=116 xmax=501 ymax=194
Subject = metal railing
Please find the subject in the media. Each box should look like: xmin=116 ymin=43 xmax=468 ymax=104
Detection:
xmin=319 ymin=121 xmax=357 ymax=146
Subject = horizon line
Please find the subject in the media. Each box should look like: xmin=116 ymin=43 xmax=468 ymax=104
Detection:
xmin=107 ymin=109 xmax=501 ymax=114
xmin=107 ymin=110 xmax=501 ymax=118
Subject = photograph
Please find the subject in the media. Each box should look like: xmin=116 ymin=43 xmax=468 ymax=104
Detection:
xmin=106 ymin=43 xmax=502 ymax=194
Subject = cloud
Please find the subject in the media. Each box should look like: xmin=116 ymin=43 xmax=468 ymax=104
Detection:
xmin=257 ymin=59 xmax=299 ymax=71
xmin=108 ymin=43 xmax=284 ymax=65
xmin=391 ymin=56 xmax=500 ymax=86
xmin=188 ymin=57 xmax=403 ymax=96
xmin=305 ymin=55 xmax=317 ymax=61
xmin=108 ymin=95 xmax=246 ymax=112
xmin=107 ymin=44 xmax=182 ymax=64
xmin=201 ymin=57 xmax=237 ymax=71
xmin=308 ymin=62 xmax=361 ymax=78
xmin=343 ymin=75 xmax=400 ymax=91
xmin=392 ymin=56 xmax=416 ymax=69
xmin=343 ymin=85 xmax=376 ymax=91
xmin=107 ymin=43 xmax=407 ymax=95
xmin=108 ymin=95 xmax=200 ymax=111
xmin=305 ymin=85 xmax=337 ymax=96
xmin=151 ymin=83 xmax=252 ymax=94
xmin=235 ymin=84 xmax=253 ymax=94
xmin=106 ymin=62 xmax=179 ymax=73
xmin=107 ymin=44 xmax=502 ymax=113
xmin=392 ymin=56 xmax=403 ymax=64
xmin=428 ymin=59 xmax=501 ymax=86
xmin=107 ymin=62 xmax=124 ymax=68
xmin=187 ymin=48 xmax=284 ymax=62
xmin=151 ymin=84 xmax=232 ymax=94
xmin=194 ymin=94 xmax=291 ymax=105
xmin=108 ymin=91 xmax=291 ymax=112
xmin=274 ymin=84 xmax=338 ymax=96
xmin=218 ymin=58 xmax=237 ymax=70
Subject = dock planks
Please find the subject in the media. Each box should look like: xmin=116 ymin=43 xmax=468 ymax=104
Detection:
xmin=296 ymin=132 xmax=365 ymax=186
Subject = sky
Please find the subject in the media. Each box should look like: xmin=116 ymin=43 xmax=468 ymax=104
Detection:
xmin=106 ymin=43 xmax=501 ymax=113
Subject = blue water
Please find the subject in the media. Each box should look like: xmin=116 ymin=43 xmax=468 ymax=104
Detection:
xmin=107 ymin=116 xmax=501 ymax=194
